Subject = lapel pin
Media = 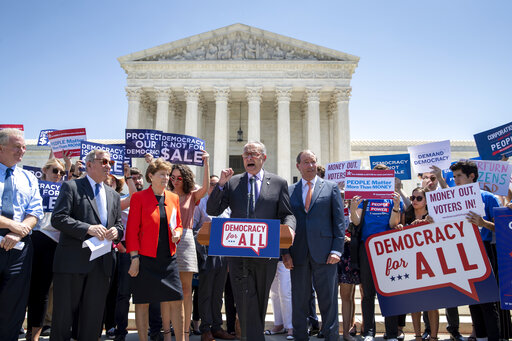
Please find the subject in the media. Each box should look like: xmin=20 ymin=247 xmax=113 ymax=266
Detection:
xmin=267 ymin=181 xmax=270 ymax=185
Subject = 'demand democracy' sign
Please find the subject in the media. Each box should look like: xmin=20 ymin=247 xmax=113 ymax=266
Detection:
xmin=366 ymin=219 xmax=499 ymax=316
xmin=425 ymin=183 xmax=484 ymax=222
xmin=474 ymin=121 xmax=512 ymax=160
xmin=408 ymin=140 xmax=451 ymax=173
xmin=369 ymin=154 xmax=411 ymax=180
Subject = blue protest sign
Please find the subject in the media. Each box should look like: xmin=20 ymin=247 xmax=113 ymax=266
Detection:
xmin=369 ymin=154 xmax=411 ymax=180
xmin=161 ymin=133 xmax=205 ymax=167
xmin=109 ymin=144 xmax=132 ymax=167
xmin=474 ymin=121 xmax=512 ymax=160
xmin=23 ymin=165 xmax=43 ymax=180
xmin=125 ymin=129 xmax=162 ymax=158
xmin=494 ymin=207 xmax=512 ymax=310
xmin=208 ymin=218 xmax=280 ymax=258
xmin=80 ymin=141 xmax=125 ymax=176
xmin=38 ymin=181 xmax=62 ymax=212
xmin=37 ymin=129 xmax=56 ymax=146
xmin=366 ymin=219 xmax=499 ymax=316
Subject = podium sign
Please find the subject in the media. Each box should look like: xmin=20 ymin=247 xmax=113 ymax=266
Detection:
xmin=208 ymin=218 xmax=281 ymax=258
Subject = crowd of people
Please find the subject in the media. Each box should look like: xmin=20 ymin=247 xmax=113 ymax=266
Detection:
xmin=0 ymin=127 xmax=512 ymax=341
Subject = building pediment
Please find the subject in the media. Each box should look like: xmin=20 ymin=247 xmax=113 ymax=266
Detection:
xmin=118 ymin=23 xmax=359 ymax=63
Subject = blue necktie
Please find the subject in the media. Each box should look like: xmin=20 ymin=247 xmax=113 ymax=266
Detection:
xmin=249 ymin=176 xmax=256 ymax=218
xmin=94 ymin=183 xmax=108 ymax=227
xmin=1 ymin=168 xmax=14 ymax=220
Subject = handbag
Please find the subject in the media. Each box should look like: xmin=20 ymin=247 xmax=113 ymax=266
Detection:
xmin=349 ymin=199 xmax=368 ymax=271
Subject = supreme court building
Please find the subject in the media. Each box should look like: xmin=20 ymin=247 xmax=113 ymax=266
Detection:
xmin=118 ymin=23 xmax=359 ymax=182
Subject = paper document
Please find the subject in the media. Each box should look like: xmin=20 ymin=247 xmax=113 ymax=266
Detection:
xmin=82 ymin=237 xmax=112 ymax=261
xmin=0 ymin=236 xmax=25 ymax=250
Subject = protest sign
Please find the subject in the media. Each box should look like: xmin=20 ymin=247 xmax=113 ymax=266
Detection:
xmin=344 ymin=169 xmax=395 ymax=200
xmin=37 ymin=129 xmax=56 ymax=146
xmin=125 ymin=129 xmax=162 ymax=158
xmin=109 ymin=143 xmax=132 ymax=166
xmin=208 ymin=218 xmax=280 ymax=258
xmin=426 ymin=183 xmax=484 ymax=222
xmin=474 ymin=121 xmax=512 ymax=160
xmin=343 ymin=207 xmax=350 ymax=231
xmin=0 ymin=124 xmax=24 ymax=131
xmin=324 ymin=160 xmax=361 ymax=186
xmin=39 ymin=180 xmax=61 ymax=212
xmin=470 ymin=160 xmax=512 ymax=196
xmin=48 ymin=128 xmax=87 ymax=158
xmin=80 ymin=141 xmax=125 ymax=176
xmin=494 ymin=207 xmax=512 ymax=310
xmin=369 ymin=154 xmax=411 ymax=180
xmin=408 ymin=140 xmax=451 ymax=173
xmin=23 ymin=165 xmax=43 ymax=180
xmin=366 ymin=219 xmax=499 ymax=316
xmin=161 ymin=133 xmax=205 ymax=167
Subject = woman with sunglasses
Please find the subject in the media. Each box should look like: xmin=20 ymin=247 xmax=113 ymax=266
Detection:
xmin=126 ymin=158 xmax=185 ymax=341
xmin=25 ymin=158 xmax=66 ymax=340
xmin=168 ymin=150 xmax=210 ymax=341
xmin=404 ymin=187 xmax=439 ymax=341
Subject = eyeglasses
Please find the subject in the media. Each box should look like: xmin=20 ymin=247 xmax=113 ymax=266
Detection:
xmin=209 ymin=182 xmax=217 ymax=187
xmin=423 ymin=175 xmax=436 ymax=182
xmin=52 ymin=168 xmax=66 ymax=176
xmin=170 ymin=175 xmax=183 ymax=182
xmin=242 ymin=152 xmax=262 ymax=159
xmin=410 ymin=195 xmax=424 ymax=202
xmin=95 ymin=158 xmax=115 ymax=166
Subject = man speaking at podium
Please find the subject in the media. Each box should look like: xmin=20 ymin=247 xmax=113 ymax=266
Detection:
xmin=207 ymin=141 xmax=296 ymax=341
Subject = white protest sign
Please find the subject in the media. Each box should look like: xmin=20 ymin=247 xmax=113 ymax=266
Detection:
xmin=408 ymin=140 xmax=451 ymax=173
xmin=366 ymin=219 xmax=492 ymax=301
xmin=324 ymin=160 xmax=361 ymax=186
xmin=221 ymin=221 xmax=269 ymax=255
xmin=472 ymin=160 xmax=512 ymax=196
xmin=48 ymin=128 xmax=87 ymax=158
xmin=426 ymin=183 xmax=484 ymax=222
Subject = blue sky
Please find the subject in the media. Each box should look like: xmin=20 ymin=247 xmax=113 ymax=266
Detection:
xmin=1 ymin=0 xmax=510 ymax=141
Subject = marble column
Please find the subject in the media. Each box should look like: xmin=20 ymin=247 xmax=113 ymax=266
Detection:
xmin=305 ymin=87 xmax=322 ymax=164
xmin=276 ymin=87 xmax=292 ymax=183
xmin=126 ymin=87 xmax=142 ymax=129
xmin=184 ymin=87 xmax=201 ymax=175
xmin=155 ymin=87 xmax=171 ymax=132
xmin=333 ymin=87 xmax=352 ymax=161
xmin=213 ymin=87 xmax=230 ymax=174
xmin=246 ymin=87 xmax=262 ymax=142
xmin=167 ymin=93 xmax=176 ymax=133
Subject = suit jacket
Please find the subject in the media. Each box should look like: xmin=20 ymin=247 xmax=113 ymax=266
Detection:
xmin=125 ymin=187 xmax=183 ymax=258
xmin=206 ymin=170 xmax=296 ymax=239
xmin=51 ymin=177 xmax=123 ymax=276
xmin=288 ymin=177 xmax=345 ymax=265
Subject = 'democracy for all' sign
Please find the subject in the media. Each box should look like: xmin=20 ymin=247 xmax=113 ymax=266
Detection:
xmin=408 ymin=140 xmax=451 ymax=173
xmin=23 ymin=165 xmax=43 ymax=180
xmin=161 ymin=133 xmax=205 ymax=167
xmin=369 ymin=154 xmax=412 ymax=180
xmin=80 ymin=142 xmax=125 ymax=176
xmin=38 ymin=181 xmax=62 ymax=212
xmin=324 ymin=160 xmax=361 ymax=186
xmin=366 ymin=220 xmax=499 ymax=316
xmin=426 ymin=183 xmax=485 ymax=222
xmin=208 ymin=218 xmax=280 ymax=258
xmin=494 ymin=207 xmax=512 ymax=310
xmin=48 ymin=128 xmax=87 ymax=158
xmin=474 ymin=121 xmax=512 ymax=160
xmin=344 ymin=169 xmax=395 ymax=200
xmin=125 ymin=129 xmax=162 ymax=158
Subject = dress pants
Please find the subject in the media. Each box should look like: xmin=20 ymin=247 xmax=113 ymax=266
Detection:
xmin=0 ymin=235 xmax=33 ymax=341
xmin=228 ymin=257 xmax=278 ymax=341
xmin=291 ymin=255 xmax=338 ymax=341
xmin=198 ymin=260 xmax=228 ymax=333
xmin=360 ymin=244 xmax=398 ymax=338
xmin=51 ymin=259 xmax=110 ymax=341
xmin=224 ymin=272 xmax=237 ymax=334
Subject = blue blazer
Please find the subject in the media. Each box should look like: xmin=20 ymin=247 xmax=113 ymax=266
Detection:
xmin=288 ymin=177 xmax=345 ymax=265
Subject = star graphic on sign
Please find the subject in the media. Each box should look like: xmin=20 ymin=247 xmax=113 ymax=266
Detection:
xmin=390 ymin=276 xmax=395 ymax=281
xmin=397 ymin=275 xmax=403 ymax=280
xmin=404 ymin=273 xmax=410 ymax=279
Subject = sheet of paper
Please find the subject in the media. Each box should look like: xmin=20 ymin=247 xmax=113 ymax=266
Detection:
xmin=82 ymin=237 xmax=112 ymax=261
xmin=0 ymin=236 xmax=25 ymax=250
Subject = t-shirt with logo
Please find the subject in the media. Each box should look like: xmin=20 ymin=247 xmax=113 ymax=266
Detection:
xmin=358 ymin=199 xmax=404 ymax=242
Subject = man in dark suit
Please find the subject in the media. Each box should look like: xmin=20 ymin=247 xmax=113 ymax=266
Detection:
xmin=207 ymin=141 xmax=296 ymax=341
xmin=50 ymin=149 xmax=123 ymax=341
xmin=286 ymin=150 xmax=345 ymax=341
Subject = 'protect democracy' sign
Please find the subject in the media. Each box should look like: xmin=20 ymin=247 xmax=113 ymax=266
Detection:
xmin=39 ymin=180 xmax=62 ymax=212
xmin=474 ymin=121 xmax=512 ymax=160
xmin=48 ymin=128 xmax=87 ymax=158
xmin=366 ymin=219 xmax=499 ymax=316
xmin=369 ymin=154 xmax=411 ymax=180
xmin=324 ymin=160 xmax=361 ymax=186
xmin=425 ymin=183 xmax=484 ymax=222
xmin=125 ymin=129 xmax=162 ymax=158
xmin=344 ymin=169 xmax=395 ymax=200
xmin=161 ymin=133 xmax=205 ymax=167
xmin=81 ymin=142 xmax=125 ymax=176
xmin=408 ymin=140 xmax=451 ymax=173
